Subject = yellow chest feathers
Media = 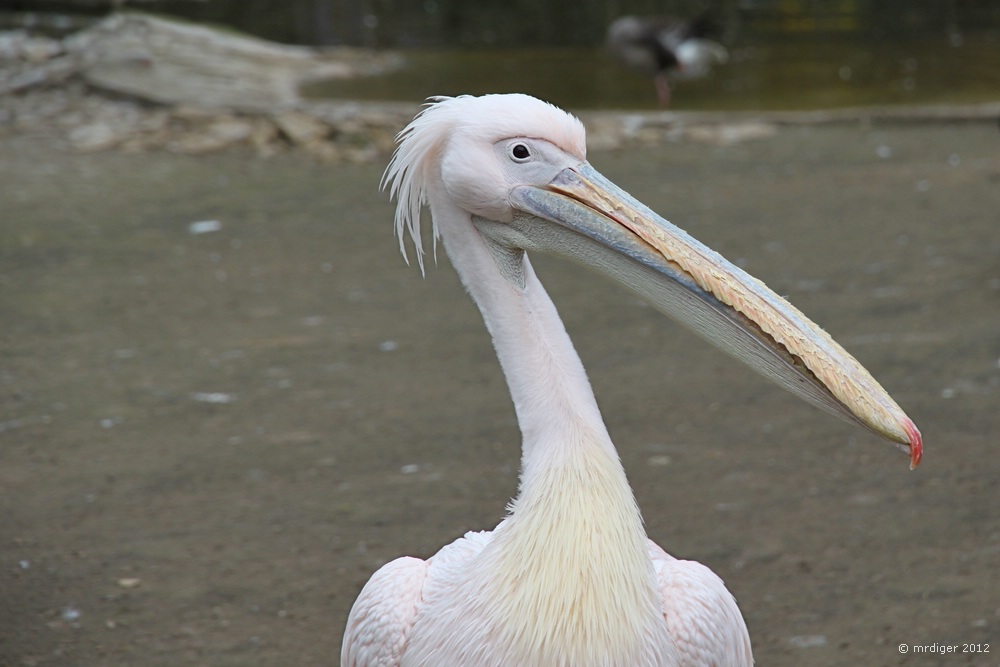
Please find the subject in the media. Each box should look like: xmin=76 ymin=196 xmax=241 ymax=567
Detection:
xmin=479 ymin=445 xmax=671 ymax=665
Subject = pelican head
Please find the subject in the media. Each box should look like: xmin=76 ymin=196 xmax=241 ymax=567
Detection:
xmin=384 ymin=93 xmax=922 ymax=467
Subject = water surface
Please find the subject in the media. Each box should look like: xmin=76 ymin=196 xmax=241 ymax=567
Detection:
xmin=305 ymin=35 xmax=1000 ymax=110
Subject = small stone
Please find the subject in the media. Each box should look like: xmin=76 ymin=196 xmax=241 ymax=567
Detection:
xmin=168 ymin=132 xmax=229 ymax=154
xmin=68 ymin=122 xmax=121 ymax=151
xmin=189 ymin=220 xmax=222 ymax=235
xmin=789 ymin=634 xmax=827 ymax=648
xmin=205 ymin=117 xmax=253 ymax=144
xmin=274 ymin=109 xmax=329 ymax=145
xmin=190 ymin=392 xmax=236 ymax=404
xmin=21 ymin=38 xmax=63 ymax=63
xmin=250 ymin=117 xmax=280 ymax=155
xmin=304 ymin=139 xmax=341 ymax=162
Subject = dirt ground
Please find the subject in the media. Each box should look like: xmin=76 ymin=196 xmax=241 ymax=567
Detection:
xmin=1 ymin=117 xmax=998 ymax=666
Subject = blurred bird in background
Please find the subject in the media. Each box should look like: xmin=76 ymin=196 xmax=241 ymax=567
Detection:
xmin=607 ymin=14 xmax=729 ymax=107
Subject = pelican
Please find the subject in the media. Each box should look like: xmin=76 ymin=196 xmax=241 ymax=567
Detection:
xmin=607 ymin=15 xmax=729 ymax=107
xmin=342 ymin=94 xmax=921 ymax=666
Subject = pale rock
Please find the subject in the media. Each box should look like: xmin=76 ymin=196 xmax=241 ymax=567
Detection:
xmin=274 ymin=109 xmax=329 ymax=145
xmin=69 ymin=121 xmax=121 ymax=151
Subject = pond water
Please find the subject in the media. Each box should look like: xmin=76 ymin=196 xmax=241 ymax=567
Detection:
xmin=304 ymin=34 xmax=1000 ymax=110
xmin=7 ymin=1 xmax=997 ymax=110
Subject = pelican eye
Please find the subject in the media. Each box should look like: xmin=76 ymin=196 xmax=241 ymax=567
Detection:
xmin=510 ymin=143 xmax=531 ymax=162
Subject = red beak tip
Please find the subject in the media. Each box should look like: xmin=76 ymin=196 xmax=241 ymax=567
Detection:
xmin=904 ymin=419 xmax=923 ymax=470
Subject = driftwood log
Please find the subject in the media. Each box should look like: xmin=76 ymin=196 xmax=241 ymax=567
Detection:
xmin=1 ymin=11 xmax=415 ymax=159
xmin=62 ymin=12 xmax=401 ymax=111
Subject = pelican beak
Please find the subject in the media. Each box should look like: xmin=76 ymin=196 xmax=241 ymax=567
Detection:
xmin=479 ymin=162 xmax=922 ymax=468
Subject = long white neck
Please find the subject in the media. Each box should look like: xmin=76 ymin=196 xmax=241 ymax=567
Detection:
xmin=430 ymin=194 xmax=671 ymax=665
xmin=431 ymin=195 xmax=612 ymax=467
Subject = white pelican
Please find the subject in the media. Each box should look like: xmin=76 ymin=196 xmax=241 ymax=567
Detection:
xmin=342 ymin=94 xmax=921 ymax=667
xmin=607 ymin=15 xmax=729 ymax=107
